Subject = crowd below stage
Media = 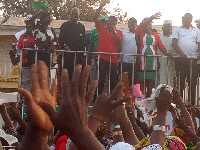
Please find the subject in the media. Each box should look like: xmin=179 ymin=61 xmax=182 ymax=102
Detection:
xmin=1 ymin=0 xmax=200 ymax=149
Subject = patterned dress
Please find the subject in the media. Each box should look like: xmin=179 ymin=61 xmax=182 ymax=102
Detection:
xmin=135 ymin=25 xmax=165 ymax=80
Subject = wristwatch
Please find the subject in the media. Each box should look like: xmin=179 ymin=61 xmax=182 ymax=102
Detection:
xmin=153 ymin=125 xmax=166 ymax=132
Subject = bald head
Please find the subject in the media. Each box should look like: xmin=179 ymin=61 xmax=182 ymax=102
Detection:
xmin=70 ymin=7 xmax=80 ymax=23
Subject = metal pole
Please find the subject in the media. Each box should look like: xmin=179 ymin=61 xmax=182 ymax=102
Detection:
xmin=132 ymin=55 xmax=135 ymax=86
xmin=143 ymin=55 xmax=146 ymax=97
xmin=155 ymin=55 xmax=158 ymax=88
xmin=74 ymin=51 xmax=77 ymax=69
xmin=49 ymin=52 xmax=52 ymax=84
xmin=18 ymin=49 xmax=23 ymax=102
xmin=197 ymin=75 xmax=199 ymax=106
xmin=120 ymin=53 xmax=123 ymax=80
xmin=85 ymin=48 xmax=88 ymax=66
xmin=62 ymin=51 xmax=64 ymax=69
xmin=166 ymin=56 xmax=169 ymax=85
xmin=189 ymin=59 xmax=192 ymax=103
xmin=109 ymin=54 xmax=111 ymax=94
xmin=35 ymin=49 xmax=37 ymax=64
xmin=97 ymin=54 xmax=100 ymax=96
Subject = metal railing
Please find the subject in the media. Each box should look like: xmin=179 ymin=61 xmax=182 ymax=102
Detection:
xmin=2 ymin=146 xmax=17 ymax=150
xmin=17 ymin=48 xmax=200 ymax=105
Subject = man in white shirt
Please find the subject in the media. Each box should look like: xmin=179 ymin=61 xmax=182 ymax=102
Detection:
xmin=120 ymin=17 xmax=137 ymax=85
xmin=172 ymin=13 xmax=200 ymax=104
xmin=158 ymin=20 xmax=175 ymax=86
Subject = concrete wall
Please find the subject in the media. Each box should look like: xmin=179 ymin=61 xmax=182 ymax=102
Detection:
xmin=0 ymin=35 xmax=17 ymax=74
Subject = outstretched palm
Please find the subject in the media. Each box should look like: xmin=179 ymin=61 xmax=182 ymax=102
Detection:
xmin=19 ymin=61 xmax=57 ymax=132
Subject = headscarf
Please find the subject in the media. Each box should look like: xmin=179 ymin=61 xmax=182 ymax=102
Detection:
xmin=163 ymin=136 xmax=187 ymax=150
xmin=171 ymin=127 xmax=195 ymax=149
xmin=110 ymin=142 xmax=135 ymax=150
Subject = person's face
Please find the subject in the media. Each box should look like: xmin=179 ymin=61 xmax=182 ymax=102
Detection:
xmin=196 ymin=23 xmax=200 ymax=29
xmin=128 ymin=19 xmax=137 ymax=32
xmin=162 ymin=24 xmax=172 ymax=35
xmin=42 ymin=15 xmax=52 ymax=26
xmin=182 ymin=17 xmax=192 ymax=28
xmin=25 ymin=21 xmax=35 ymax=31
xmin=107 ymin=17 xmax=117 ymax=28
xmin=144 ymin=22 xmax=152 ymax=33
xmin=101 ymin=19 xmax=108 ymax=25
xmin=71 ymin=10 xmax=80 ymax=23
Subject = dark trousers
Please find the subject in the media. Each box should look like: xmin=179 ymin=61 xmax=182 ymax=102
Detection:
xmin=118 ymin=62 xmax=137 ymax=86
xmin=63 ymin=52 xmax=85 ymax=80
xmin=37 ymin=52 xmax=50 ymax=69
xmin=175 ymin=58 xmax=198 ymax=104
xmin=98 ymin=59 xmax=117 ymax=95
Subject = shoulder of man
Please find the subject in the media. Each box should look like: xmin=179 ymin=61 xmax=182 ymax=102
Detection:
xmin=61 ymin=21 xmax=71 ymax=28
xmin=77 ymin=22 xmax=85 ymax=28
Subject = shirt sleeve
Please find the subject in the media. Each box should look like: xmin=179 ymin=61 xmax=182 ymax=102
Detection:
xmin=17 ymin=34 xmax=24 ymax=48
xmin=196 ymin=28 xmax=200 ymax=43
xmin=172 ymin=26 xmax=179 ymax=39
xmin=58 ymin=23 xmax=67 ymax=47
xmin=96 ymin=22 xmax=105 ymax=33
xmin=135 ymin=25 xmax=144 ymax=37
xmin=117 ymin=30 xmax=123 ymax=40
xmin=156 ymin=33 xmax=165 ymax=50
xmin=90 ymin=30 xmax=95 ymax=43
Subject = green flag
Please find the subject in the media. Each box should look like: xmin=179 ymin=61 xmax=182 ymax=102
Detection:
xmin=32 ymin=0 xmax=49 ymax=10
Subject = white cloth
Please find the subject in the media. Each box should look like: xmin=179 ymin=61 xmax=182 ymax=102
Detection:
xmin=136 ymin=84 xmax=173 ymax=121
xmin=172 ymin=26 xmax=200 ymax=58
xmin=15 ymin=29 xmax=26 ymax=41
xmin=0 ymin=129 xmax=18 ymax=146
xmin=109 ymin=142 xmax=162 ymax=150
xmin=34 ymin=27 xmax=55 ymax=41
xmin=109 ymin=142 xmax=135 ymax=150
xmin=121 ymin=30 xmax=137 ymax=63
xmin=158 ymin=34 xmax=176 ymax=86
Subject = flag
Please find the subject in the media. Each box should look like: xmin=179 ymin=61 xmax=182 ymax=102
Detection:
xmin=32 ymin=0 xmax=49 ymax=10
xmin=0 ymin=15 xmax=10 ymax=25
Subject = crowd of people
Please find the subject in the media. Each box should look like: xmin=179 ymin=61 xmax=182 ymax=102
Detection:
xmin=1 ymin=0 xmax=200 ymax=149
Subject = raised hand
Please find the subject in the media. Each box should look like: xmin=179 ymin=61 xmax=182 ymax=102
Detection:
xmin=7 ymin=106 xmax=21 ymax=121
xmin=18 ymin=61 xmax=57 ymax=132
xmin=90 ymin=82 xmax=131 ymax=124
xmin=100 ymin=0 xmax=108 ymax=7
xmin=39 ymin=64 xmax=99 ymax=137
xmin=172 ymin=88 xmax=182 ymax=105
xmin=110 ymin=104 xmax=129 ymax=125
xmin=152 ymin=12 xmax=162 ymax=20
xmin=156 ymin=87 xmax=172 ymax=113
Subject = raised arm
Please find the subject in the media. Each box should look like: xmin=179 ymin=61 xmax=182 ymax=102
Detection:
xmin=140 ymin=12 xmax=161 ymax=27
xmin=118 ymin=105 xmax=139 ymax=145
xmin=18 ymin=61 xmax=57 ymax=150
xmin=94 ymin=0 xmax=108 ymax=28
xmin=126 ymin=106 xmax=145 ymax=141
xmin=0 ymin=104 xmax=17 ymax=135
xmin=172 ymin=88 xmax=195 ymax=132
xmin=175 ymin=115 xmax=200 ymax=145
xmin=150 ymin=88 xmax=172 ymax=146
